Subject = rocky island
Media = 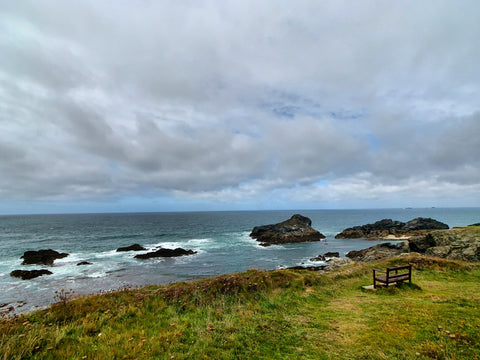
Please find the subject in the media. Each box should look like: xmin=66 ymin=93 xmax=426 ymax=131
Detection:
xmin=250 ymin=214 xmax=325 ymax=246
xmin=335 ymin=217 xmax=449 ymax=239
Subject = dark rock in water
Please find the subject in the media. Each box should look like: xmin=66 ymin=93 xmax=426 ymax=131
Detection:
xmin=346 ymin=242 xmax=409 ymax=262
xmin=135 ymin=247 xmax=197 ymax=259
xmin=21 ymin=249 xmax=69 ymax=265
xmin=324 ymin=252 xmax=340 ymax=258
xmin=468 ymin=223 xmax=480 ymax=227
xmin=116 ymin=244 xmax=146 ymax=252
xmin=10 ymin=269 xmax=53 ymax=280
xmin=335 ymin=217 xmax=449 ymax=239
xmin=335 ymin=219 xmax=405 ymax=239
xmin=403 ymin=218 xmax=449 ymax=231
xmin=250 ymin=214 xmax=325 ymax=246
xmin=76 ymin=261 xmax=92 ymax=266
xmin=310 ymin=254 xmax=326 ymax=262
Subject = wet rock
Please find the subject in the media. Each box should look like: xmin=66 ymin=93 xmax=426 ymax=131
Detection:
xmin=10 ymin=269 xmax=53 ymax=280
xmin=134 ymin=247 xmax=197 ymax=259
xmin=324 ymin=252 xmax=340 ymax=258
xmin=76 ymin=261 xmax=92 ymax=266
xmin=310 ymin=254 xmax=326 ymax=262
xmin=21 ymin=249 xmax=69 ymax=265
xmin=116 ymin=244 xmax=146 ymax=252
xmin=250 ymin=214 xmax=325 ymax=246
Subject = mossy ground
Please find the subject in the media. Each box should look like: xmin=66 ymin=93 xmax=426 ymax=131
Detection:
xmin=1 ymin=254 xmax=480 ymax=359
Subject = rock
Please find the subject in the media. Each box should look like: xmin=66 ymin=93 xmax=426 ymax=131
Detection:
xmin=468 ymin=223 xmax=480 ymax=227
xmin=10 ymin=269 xmax=53 ymax=280
xmin=21 ymin=249 xmax=69 ymax=265
xmin=346 ymin=242 xmax=409 ymax=262
xmin=324 ymin=257 xmax=352 ymax=271
xmin=403 ymin=218 xmax=449 ymax=231
xmin=134 ymin=247 xmax=197 ymax=259
xmin=250 ymin=214 xmax=325 ymax=246
xmin=335 ymin=219 xmax=405 ymax=239
xmin=335 ymin=218 xmax=449 ymax=239
xmin=116 ymin=244 xmax=146 ymax=252
xmin=286 ymin=265 xmax=326 ymax=271
xmin=408 ymin=234 xmax=437 ymax=253
xmin=310 ymin=254 xmax=326 ymax=262
xmin=76 ymin=261 xmax=92 ymax=266
xmin=324 ymin=252 xmax=340 ymax=258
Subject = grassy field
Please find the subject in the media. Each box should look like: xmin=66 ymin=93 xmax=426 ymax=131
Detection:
xmin=1 ymin=253 xmax=480 ymax=359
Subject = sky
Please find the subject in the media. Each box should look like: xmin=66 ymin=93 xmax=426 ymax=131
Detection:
xmin=1 ymin=1 xmax=480 ymax=214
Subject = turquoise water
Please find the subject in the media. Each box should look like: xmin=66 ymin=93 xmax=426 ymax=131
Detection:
xmin=1 ymin=208 xmax=479 ymax=313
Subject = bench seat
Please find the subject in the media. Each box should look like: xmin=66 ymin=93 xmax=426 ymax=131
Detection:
xmin=373 ymin=265 xmax=412 ymax=288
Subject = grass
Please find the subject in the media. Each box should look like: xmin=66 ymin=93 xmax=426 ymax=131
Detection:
xmin=1 ymin=254 xmax=480 ymax=359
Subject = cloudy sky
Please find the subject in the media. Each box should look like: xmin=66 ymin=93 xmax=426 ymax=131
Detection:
xmin=1 ymin=1 xmax=480 ymax=214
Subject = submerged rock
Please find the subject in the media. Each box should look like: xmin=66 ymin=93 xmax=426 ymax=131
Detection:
xmin=21 ymin=249 xmax=69 ymax=265
xmin=76 ymin=261 xmax=92 ymax=266
xmin=134 ymin=247 xmax=197 ymax=259
xmin=116 ymin=244 xmax=146 ymax=252
xmin=335 ymin=218 xmax=449 ymax=239
xmin=10 ymin=269 xmax=53 ymax=280
xmin=250 ymin=214 xmax=325 ymax=246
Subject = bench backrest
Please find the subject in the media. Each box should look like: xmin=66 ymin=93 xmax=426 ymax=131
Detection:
xmin=387 ymin=265 xmax=410 ymax=271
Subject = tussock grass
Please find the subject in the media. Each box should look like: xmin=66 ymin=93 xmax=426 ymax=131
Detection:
xmin=2 ymin=256 xmax=480 ymax=359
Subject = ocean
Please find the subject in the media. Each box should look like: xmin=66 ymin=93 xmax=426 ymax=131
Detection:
xmin=1 ymin=208 xmax=479 ymax=313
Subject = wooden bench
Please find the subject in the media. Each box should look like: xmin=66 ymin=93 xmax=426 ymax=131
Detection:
xmin=373 ymin=265 xmax=412 ymax=289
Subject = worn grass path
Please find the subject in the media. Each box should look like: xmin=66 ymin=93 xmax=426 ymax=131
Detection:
xmin=2 ymin=254 xmax=480 ymax=359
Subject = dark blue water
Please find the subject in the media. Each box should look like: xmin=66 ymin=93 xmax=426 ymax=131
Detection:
xmin=1 ymin=208 xmax=479 ymax=313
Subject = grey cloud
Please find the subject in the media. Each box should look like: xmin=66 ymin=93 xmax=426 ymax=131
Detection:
xmin=1 ymin=1 xmax=479 ymax=208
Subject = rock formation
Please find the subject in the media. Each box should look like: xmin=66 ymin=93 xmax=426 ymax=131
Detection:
xmin=116 ymin=244 xmax=147 ymax=252
xmin=134 ymin=247 xmax=197 ymax=259
xmin=345 ymin=226 xmax=480 ymax=262
xmin=250 ymin=214 xmax=325 ymax=246
xmin=335 ymin=218 xmax=449 ymax=239
xmin=21 ymin=249 xmax=69 ymax=265
xmin=346 ymin=242 xmax=409 ymax=262
xmin=10 ymin=269 xmax=53 ymax=280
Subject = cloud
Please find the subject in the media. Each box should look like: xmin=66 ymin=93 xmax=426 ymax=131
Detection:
xmin=1 ymin=1 xmax=480 ymax=211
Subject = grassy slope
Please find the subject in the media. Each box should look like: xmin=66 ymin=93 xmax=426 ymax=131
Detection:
xmin=1 ymin=254 xmax=480 ymax=360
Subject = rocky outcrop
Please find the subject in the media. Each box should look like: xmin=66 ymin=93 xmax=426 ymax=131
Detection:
xmin=335 ymin=218 xmax=449 ymax=239
xmin=410 ymin=227 xmax=480 ymax=262
xmin=345 ymin=227 xmax=480 ymax=263
xmin=323 ymin=257 xmax=352 ymax=271
xmin=134 ymin=247 xmax=197 ymax=259
xmin=346 ymin=242 xmax=409 ymax=262
xmin=250 ymin=214 xmax=325 ymax=246
xmin=21 ymin=249 xmax=69 ymax=265
xmin=10 ymin=269 xmax=53 ymax=280
xmin=117 ymin=244 xmax=146 ymax=252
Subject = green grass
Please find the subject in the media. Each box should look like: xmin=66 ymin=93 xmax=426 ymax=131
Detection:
xmin=2 ymin=254 xmax=480 ymax=359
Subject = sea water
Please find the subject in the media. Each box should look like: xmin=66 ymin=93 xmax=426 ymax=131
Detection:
xmin=1 ymin=208 xmax=479 ymax=313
